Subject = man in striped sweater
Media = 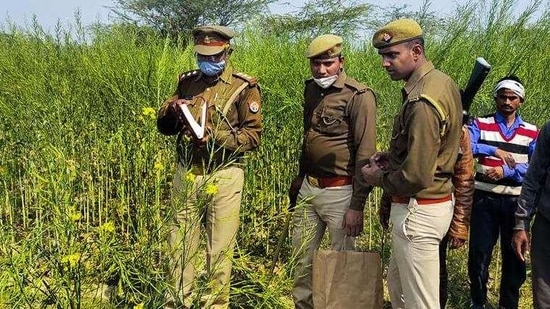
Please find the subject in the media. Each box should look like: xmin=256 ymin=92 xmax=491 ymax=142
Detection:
xmin=467 ymin=75 xmax=538 ymax=309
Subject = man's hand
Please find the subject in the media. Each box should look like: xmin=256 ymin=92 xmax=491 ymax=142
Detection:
xmin=448 ymin=236 xmax=466 ymax=249
xmin=512 ymin=229 xmax=530 ymax=262
xmin=288 ymin=176 xmax=304 ymax=211
xmin=167 ymin=98 xmax=194 ymax=133
xmin=343 ymin=209 xmax=364 ymax=237
xmin=495 ymin=148 xmax=516 ymax=168
xmin=168 ymin=98 xmax=192 ymax=116
xmin=187 ymin=126 xmax=212 ymax=147
xmin=371 ymin=151 xmax=390 ymax=171
xmin=361 ymin=162 xmax=383 ymax=186
xmin=484 ymin=166 xmax=504 ymax=181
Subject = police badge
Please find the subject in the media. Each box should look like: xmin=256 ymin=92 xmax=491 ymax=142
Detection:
xmin=249 ymin=101 xmax=260 ymax=113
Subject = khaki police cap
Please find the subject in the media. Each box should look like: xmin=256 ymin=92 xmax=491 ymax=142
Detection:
xmin=306 ymin=34 xmax=343 ymax=59
xmin=192 ymin=25 xmax=234 ymax=56
xmin=372 ymin=19 xmax=423 ymax=49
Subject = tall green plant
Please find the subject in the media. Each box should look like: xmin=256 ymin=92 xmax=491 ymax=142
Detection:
xmin=1 ymin=0 xmax=549 ymax=307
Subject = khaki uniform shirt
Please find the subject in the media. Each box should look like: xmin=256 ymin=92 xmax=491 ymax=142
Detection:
xmin=378 ymin=61 xmax=462 ymax=198
xmin=157 ymin=66 xmax=262 ymax=168
xmin=299 ymin=71 xmax=377 ymax=210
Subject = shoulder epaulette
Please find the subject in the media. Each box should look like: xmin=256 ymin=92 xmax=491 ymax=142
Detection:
xmin=407 ymin=94 xmax=448 ymax=138
xmin=344 ymin=78 xmax=368 ymax=94
xmin=178 ymin=70 xmax=200 ymax=81
xmin=178 ymin=70 xmax=200 ymax=82
xmin=233 ymin=72 xmax=257 ymax=86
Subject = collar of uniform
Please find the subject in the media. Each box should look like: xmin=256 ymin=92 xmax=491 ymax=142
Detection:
xmin=495 ymin=111 xmax=525 ymax=127
xmin=403 ymin=61 xmax=435 ymax=96
xmin=219 ymin=65 xmax=233 ymax=84
xmin=332 ymin=71 xmax=347 ymax=89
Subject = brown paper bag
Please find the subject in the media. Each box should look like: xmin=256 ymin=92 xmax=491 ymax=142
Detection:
xmin=312 ymin=249 xmax=384 ymax=309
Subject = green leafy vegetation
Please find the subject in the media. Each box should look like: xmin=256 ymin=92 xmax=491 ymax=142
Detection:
xmin=1 ymin=0 xmax=548 ymax=307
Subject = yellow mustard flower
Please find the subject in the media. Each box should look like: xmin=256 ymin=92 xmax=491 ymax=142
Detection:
xmin=69 ymin=212 xmax=82 ymax=221
xmin=133 ymin=303 xmax=144 ymax=309
xmin=205 ymin=183 xmax=218 ymax=195
xmin=142 ymin=107 xmax=157 ymax=120
xmin=154 ymin=161 xmax=163 ymax=171
xmin=68 ymin=206 xmax=82 ymax=222
xmin=99 ymin=221 xmax=115 ymax=233
xmin=61 ymin=253 xmax=81 ymax=267
xmin=185 ymin=171 xmax=196 ymax=183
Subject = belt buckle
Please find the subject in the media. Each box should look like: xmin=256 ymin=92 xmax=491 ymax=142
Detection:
xmin=308 ymin=175 xmax=320 ymax=188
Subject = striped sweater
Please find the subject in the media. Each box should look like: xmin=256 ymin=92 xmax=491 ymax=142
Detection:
xmin=474 ymin=114 xmax=538 ymax=195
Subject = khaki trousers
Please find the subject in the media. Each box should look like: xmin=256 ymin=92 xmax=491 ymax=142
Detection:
xmin=291 ymin=178 xmax=354 ymax=309
xmin=388 ymin=197 xmax=453 ymax=309
xmin=167 ymin=165 xmax=244 ymax=309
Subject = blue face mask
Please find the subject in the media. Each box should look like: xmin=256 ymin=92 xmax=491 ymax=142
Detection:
xmin=198 ymin=60 xmax=226 ymax=76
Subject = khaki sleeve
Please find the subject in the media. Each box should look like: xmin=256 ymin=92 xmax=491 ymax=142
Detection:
xmin=214 ymin=85 xmax=262 ymax=152
xmin=379 ymin=99 xmax=441 ymax=196
xmin=449 ymin=126 xmax=475 ymax=239
xmin=349 ymin=89 xmax=377 ymax=210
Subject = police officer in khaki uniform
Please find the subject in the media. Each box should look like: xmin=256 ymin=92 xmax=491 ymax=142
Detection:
xmin=378 ymin=125 xmax=475 ymax=309
xmin=157 ymin=25 xmax=262 ymax=309
xmin=361 ymin=19 xmax=462 ymax=308
xmin=288 ymin=34 xmax=377 ymax=309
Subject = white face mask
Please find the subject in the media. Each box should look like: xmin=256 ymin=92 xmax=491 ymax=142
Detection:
xmin=313 ymin=75 xmax=338 ymax=89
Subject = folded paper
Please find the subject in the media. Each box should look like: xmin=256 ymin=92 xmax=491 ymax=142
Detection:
xmin=179 ymin=102 xmax=207 ymax=139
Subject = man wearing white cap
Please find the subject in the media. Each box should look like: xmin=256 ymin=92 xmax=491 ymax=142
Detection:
xmin=467 ymin=75 xmax=538 ymax=309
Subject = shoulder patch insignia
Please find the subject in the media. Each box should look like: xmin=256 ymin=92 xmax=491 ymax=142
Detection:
xmin=249 ymin=101 xmax=260 ymax=114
